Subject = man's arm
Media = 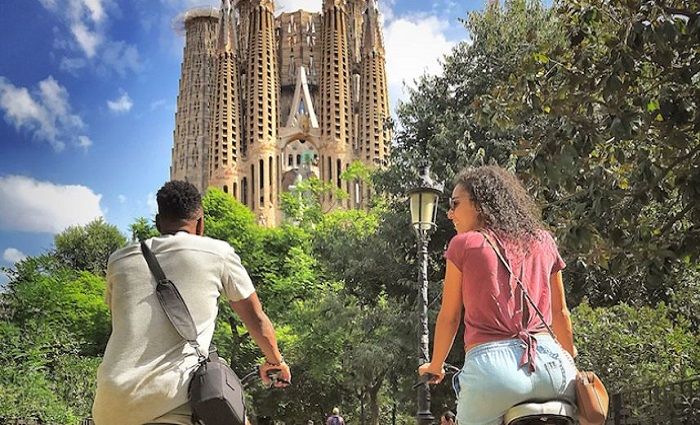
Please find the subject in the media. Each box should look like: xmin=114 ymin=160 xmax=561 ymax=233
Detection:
xmin=229 ymin=292 xmax=291 ymax=386
xmin=229 ymin=292 xmax=282 ymax=363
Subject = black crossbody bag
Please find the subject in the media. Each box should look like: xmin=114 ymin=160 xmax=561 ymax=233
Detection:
xmin=140 ymin=242 xmax=246 ymax=425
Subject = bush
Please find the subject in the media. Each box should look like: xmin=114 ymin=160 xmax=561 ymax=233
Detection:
xmin=572 ymin=300 xmax=700 ymax=393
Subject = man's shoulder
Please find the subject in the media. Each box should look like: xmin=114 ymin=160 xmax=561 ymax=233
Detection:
xmin=108 ymin=234 xmax=235 ymax=266
xmin=107 ymin=242 xmax=140 ymax=266
xmin=175 ymin=234 xmax=233 ymax=253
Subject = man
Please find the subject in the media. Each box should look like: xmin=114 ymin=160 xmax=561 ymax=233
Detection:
xmin=326 ymin=408 xmax=345 ymax=425
xmin=440 ymin=411 xmax=456 ymax=425
xmin=93 ymin=181 xmax=291 ymax=425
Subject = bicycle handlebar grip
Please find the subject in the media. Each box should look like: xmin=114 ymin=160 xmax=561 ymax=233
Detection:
xmin=266 ymin=371 xmax=290 ymax=385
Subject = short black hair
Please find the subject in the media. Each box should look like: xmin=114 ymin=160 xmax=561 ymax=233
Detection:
xmin=156 ymin=180 xmax=202 ymax=220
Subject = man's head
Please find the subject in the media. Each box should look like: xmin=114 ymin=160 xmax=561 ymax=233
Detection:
xmin=440 ymin=411 xmax=456 ymax=424
xmin=332 ymin=407 xmax=340 ymax=415
xmin=155 ymin=181 xmax=204 ymax=236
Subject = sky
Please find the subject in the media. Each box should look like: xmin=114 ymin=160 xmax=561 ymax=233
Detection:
xmin=0 ymin=0 xmax=486 ymax=284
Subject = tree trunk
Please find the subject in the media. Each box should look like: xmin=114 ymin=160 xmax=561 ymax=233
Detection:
xmin=368 ymin=379 xmax=383 ymax=425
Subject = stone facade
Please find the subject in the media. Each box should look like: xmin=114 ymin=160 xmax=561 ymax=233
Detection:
xmin=171 ymin=0 xmax=390 ymax=226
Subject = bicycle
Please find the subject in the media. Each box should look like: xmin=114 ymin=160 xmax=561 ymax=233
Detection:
xmin=416 ymin=363 xmax=576 ymax=425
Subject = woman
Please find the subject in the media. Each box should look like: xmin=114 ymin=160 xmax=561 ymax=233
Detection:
xmin=419 ymin=166 xmax=577 ymax=425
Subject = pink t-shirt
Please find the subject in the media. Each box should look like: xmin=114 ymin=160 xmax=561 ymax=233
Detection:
xmin=444 ymin=229 xmax=565 ymax=370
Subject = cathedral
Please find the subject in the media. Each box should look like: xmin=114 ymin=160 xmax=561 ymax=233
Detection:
xmin=170 ymin=0 xmax=390 ymax=226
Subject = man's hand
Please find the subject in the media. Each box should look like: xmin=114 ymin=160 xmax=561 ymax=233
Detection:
xmin=260 ymin=360 xmax=291 ymax=388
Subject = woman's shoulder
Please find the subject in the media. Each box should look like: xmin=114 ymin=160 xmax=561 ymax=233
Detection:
xmin=449 ymin=230 xmax=487 ymax=249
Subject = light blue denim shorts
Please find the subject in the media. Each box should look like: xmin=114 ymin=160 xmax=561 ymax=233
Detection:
xmin=452 ymin=335 xmax=576 ymax=425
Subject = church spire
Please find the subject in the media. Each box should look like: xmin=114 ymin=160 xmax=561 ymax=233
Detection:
xmin=361 ymin=0 xmax=383 ymax=55
xmin=217 ymin=0 xmax=237 ymax=53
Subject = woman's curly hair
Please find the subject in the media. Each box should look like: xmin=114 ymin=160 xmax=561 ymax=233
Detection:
xmin=455 ymin=166 xmax=545 ymax=248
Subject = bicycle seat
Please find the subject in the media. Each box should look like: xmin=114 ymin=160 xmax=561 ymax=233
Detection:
xmin=504 ymin=400 xmax=576 ymax=425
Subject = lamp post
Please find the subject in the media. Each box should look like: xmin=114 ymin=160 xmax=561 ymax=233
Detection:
xmin=407 ymin=165 xmax=443 ymax=425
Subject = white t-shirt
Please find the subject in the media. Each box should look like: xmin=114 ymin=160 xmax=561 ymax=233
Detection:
xmin=92 ymin=232 xmax=255 ymax=425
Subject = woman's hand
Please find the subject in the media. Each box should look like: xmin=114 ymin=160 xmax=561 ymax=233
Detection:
xmin=418 ymin=362 xmax=445 ymax=385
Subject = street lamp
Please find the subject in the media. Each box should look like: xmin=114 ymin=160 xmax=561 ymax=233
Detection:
xmin=407 ymin=165 xmax=443 ymax=425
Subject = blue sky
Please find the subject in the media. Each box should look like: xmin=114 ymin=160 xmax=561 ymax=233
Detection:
xmin=0 ymin=0 xmax=484 ymax=283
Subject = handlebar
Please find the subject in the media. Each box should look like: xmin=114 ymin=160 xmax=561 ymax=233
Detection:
xmin=414 ymin=363 xmax=460 ymax=388
xmin=240 ymin=365 xmax=290 ymax=389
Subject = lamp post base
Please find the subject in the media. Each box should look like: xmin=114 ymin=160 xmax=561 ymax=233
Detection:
xmin=416 ymin=410 xmax=435 ymax=425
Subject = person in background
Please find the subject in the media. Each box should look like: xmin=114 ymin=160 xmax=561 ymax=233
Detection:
xmin=326 ymin=407 xmax=345 ymax=425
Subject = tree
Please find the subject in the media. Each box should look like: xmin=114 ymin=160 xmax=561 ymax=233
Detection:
xmin=474 ymin=0 xmax=700 ymax=303
xmin=572 ymin=300 xmax=700 ymax=393
xmin=53 ymin=218 xmax=127 ymax=275
xmin=129 ymin=217 xmax=159 ymax=242
xmin=0 ymin=254 xmax=108 ymax=423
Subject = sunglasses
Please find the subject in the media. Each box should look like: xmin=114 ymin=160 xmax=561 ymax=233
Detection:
xmin=448 ymin=196 xmax=469 ymax=210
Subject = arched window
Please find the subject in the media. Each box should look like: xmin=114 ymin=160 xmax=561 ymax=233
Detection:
xmin=259 ymin=159 xmax=265 ymax=206
xmin=336 ymin=159 xmax=342 ymax=188
xmin=242 ymin=178 xmax=248 ymax=206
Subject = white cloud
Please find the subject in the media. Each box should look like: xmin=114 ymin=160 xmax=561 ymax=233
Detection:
xmin=82 ymin=0 xmax=106 ymax=23
xmin=0 ymin=175 xmax=105 ymax=234
xmin=118 ymin=194 xmax=127 ymax=203
xmin=275 ymin=0 xmax=321 ymax=14
xmin=160 ymin=0 xmax=217 ymax=7
xmin=59 ymin=57 xmax=87 ymax=73
xmin=384 ymin=15 xmax=455 ymax=99
xmin=107 ymin=92 xmax=133 ymax=113
xmin=147 ymin=192 xmax=158 ymax=215
xmin=379 ymin=11 xmax=458 ymax=118
xmin=3 ymin=248 xmax=27 ymax=264
xmin=150 ymin=99 xmax=167 ymax=111
xmin=99 ymin=40 xmax=142 ymax=77
xmin=71 ymin=22 xmax=102 ymax=57
xmin=0 ymin=76 xmax=89 ymax=151
xmin=77 ymin=135 xmax=93 ymax=149
xmin=40 ymin=0 xmax=142 ymax=76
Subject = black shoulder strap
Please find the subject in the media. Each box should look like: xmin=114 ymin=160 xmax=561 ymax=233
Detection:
xmin=140 ymin=241 xmax=204 ymax=356
xmin=479 ymin=231 xmax=557 ymax=340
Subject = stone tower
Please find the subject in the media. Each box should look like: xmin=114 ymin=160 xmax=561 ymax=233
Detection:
xmin=208 ymin=0 xmax=241 ymax=198
xmin=171 ymin=8 xmax=218 ymax=190
xmin=171 ymin=0 xmax=391 ymax=226
xmin=357 ymin=0 xmax=390 ymax=203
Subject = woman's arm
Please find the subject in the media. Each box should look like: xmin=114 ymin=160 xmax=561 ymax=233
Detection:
xmin=549 ymin=270 xmax=577 ymax=358
xmin=419 ymin=259 xmax=463 ymax=382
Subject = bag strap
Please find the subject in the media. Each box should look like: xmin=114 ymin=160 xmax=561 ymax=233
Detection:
xmin=478 ymin=231 xmax=557 ymax=340
xmin=140 ymin=241 xmax=206 ymax=359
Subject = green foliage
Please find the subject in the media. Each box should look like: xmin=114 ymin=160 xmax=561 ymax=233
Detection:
xmin=203 ymin=187 xmax=258 ymax=250
xmin=0 ymin=251 xmax=108 ymax=423
xmin=5 ymin=258 xmax=110 ymax=356
xmin=572 ymin=300 xmax=700 ymax=393
xmin=378 ymin=0 xmax=700 ymax=306
xmin=53 ymin=218 xmax=127 ymax=275
xmin=0 ymin=320 xmax=96 ymax=423
xmin=129 ymin=217 xmax=160 ymax=242
xmin=473 ymin=0 xmax=700 ymax=303
xmin=3 ymin=1 xmax=699 ymax=422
